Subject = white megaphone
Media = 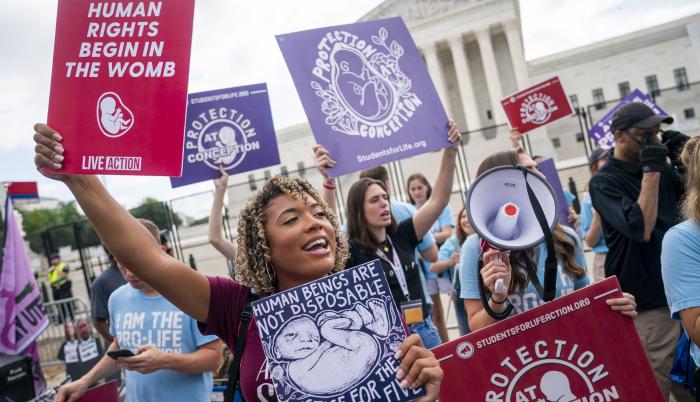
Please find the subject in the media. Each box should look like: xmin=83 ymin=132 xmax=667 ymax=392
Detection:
xmin=466 ymin=165 xmax=560 ymax=318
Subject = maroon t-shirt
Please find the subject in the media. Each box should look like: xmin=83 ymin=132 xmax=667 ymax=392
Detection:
xmin=198 ymin=276 xmax=276 ymax=402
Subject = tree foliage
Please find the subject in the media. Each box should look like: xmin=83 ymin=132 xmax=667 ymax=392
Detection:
xmin=19 ymin=201 xmax=83 ymax=254
xmin=129 ymin=197 xmax=181 ymax=231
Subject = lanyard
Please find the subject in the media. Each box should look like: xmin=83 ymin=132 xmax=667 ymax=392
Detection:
xmin=375 ymin=236 xmax=410 ymax=300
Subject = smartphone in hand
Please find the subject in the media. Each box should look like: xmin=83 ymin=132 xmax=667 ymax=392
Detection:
xmin=107 ymin=349 xmax=135 ymax=359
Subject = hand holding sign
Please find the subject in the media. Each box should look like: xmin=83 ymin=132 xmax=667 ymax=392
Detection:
xmin=33 ymin=123 xmax=71 ymax=182
xmin=313 ymin=144 xmax=336 ymax=182
xmin=395 ymin=334 xmax=443 ymax=401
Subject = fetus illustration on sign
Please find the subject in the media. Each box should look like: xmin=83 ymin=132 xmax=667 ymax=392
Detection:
xmin=311 ymin=26 xmax=416 ymax=137
xmin=540 ymin=371 xmax=577 ymax=402
xmin=267 ymin=297 xmax=397 ymax=399
xmin=331 ymin=44 xmax=397 ymax=125
xmin=96 ymin=92 xmax=134 ymax=138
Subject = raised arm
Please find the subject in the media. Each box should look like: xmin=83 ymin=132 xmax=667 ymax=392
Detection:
xmin=584 ymin=208 xmax=603 ymax=247
xmin=208 ymin=167 xmax=237 ymax=260
xmin=412 ymin=120 xmax=460 ymax=240
xmin=637 ymin=172 xmax=660 ymax=242
xmin=33 ymin=123 xmax=211 ymax=323
xmin=313 ymin=144 xmax=338 ymax=216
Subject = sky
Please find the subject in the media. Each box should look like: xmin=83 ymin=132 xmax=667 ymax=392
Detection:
xmin=1 ymin=0 xmax=699 ymax=209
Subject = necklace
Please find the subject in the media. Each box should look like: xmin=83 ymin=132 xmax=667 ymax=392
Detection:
xmin=379 ymin=239 xmax=390 ymax=253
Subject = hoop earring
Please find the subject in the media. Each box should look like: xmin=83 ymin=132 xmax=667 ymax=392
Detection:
xmin=266 ymin=263 xmax=277 ymax=282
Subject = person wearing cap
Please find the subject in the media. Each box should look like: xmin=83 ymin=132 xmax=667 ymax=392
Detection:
xmin=589 ymin=102 xmax=684 ymax=399
xmin=48 ymin=252 xmax=74 ymax=322
xmin=580 ymin=147 xmax=609 ymax=283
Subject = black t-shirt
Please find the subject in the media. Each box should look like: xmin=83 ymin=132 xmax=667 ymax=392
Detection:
xmin=589 ymin=154 xmax=683 ymax=311
xmin=346 ymin=219 xmax=428 ymax=317
xmin=91 ymin=263 xmax=126 ymax=320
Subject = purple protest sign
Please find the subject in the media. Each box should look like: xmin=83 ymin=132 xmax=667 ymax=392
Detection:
xmin=587 ymin=89 xmax=668 ymax=149
xmin=0 ymin=199 xmax=49 ymax=355
xmin=537 ymin=158 xmax=572 ymax=228
xmin=277 ymin=17 xmax=450 ymax=177
xmin=170 ymin=83 xmax=281 ymax=188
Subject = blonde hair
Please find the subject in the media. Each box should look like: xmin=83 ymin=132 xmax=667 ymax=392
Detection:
xmin=234 ymin=176 xmax=348 ymax=296
xmin=681 ymin=136 xmax=700 ymax=221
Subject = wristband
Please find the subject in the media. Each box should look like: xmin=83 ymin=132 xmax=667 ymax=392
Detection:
xmin=323 ymin=180 xmax=336 ymax=190
xmin=490 ymin=295 xmax=507 ymax=305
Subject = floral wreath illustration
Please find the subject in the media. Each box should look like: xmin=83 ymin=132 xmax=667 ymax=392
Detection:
xmin=311 ymin=27 xmax=416 ymax=137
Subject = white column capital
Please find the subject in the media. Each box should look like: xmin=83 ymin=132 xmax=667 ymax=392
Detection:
xmin=475 ymin=29 xmax=492 ymax=41
xmin=420 ymin=42 xmax=438 ymax=54
xmin=446 ymin=34 xmax=464 ymax=47
xmin=502 ymin=20 xmax=520 ymax=33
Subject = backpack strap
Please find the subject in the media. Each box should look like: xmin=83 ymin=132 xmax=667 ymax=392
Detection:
xmin=224 ymin=290 xmax=256 ymax=402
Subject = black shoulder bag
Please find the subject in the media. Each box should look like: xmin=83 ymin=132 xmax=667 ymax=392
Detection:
xmin=224 ymin=291 xmax=256 ymax=402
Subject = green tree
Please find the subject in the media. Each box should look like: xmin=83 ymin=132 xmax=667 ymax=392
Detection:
xmin=129 ymin=197 xmax=182 ymax=232
xmin=18 ymin=201 xmax=83 ymax=254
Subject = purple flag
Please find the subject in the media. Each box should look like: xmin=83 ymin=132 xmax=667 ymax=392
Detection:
xmin=1 ymin=198 xmax=49 ymax=392
xmin=537 ymin=158 xmax=572 ymax=228
xmin=587 ymin=89 xmax=668 ymax=149
xmin=170 ymin=83 xmax=281 ymax=188
xmin=277 ymin=17 xmax=450 ymax=176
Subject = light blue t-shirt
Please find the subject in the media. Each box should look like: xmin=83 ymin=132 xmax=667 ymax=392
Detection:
xmin=423 ymin=205 xmax=455 ymax=280
xmin=580 ymin=192 xmax=608 ymax=253
xmin=459 ymin=225 xmax=589 ymax=314
xmin=438 ymin=234 xmax=462 ymax=286
xmin=661 ymin=220 xmax=700 ymax=367
xmin=109 ymin=285 xmax=218 ymax=402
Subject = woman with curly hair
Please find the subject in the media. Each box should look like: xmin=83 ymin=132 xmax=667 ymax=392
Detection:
xmin=314 ymin=120 xmax=461 ymax=348
xmin=459 ymin=148 xmax=638 ymax=331
xmin=32 ymin=123 xmax=443 ymax=402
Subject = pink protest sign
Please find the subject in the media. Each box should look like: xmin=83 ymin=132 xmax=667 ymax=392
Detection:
xmin=433 ymin=277 xmax=663 ymax=402
xmin=47 ymin=1 xmax=195 ymax=175
xmin=500 ymin=77 xmax=574 ymax=134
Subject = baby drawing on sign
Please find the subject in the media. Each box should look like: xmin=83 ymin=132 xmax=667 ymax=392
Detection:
xmin=98 ymin=95 xmax=132 ymax=136
xmin=215 ymin=126 xmax=238 ymax=165
xmin=540 ymin=371 xmax=577 ymax=402
xmin=271 ymin=298 xmax=392 ymax=396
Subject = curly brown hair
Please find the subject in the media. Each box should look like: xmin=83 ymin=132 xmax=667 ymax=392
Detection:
xmin=234 ymin=175 xmax=348 ymax=296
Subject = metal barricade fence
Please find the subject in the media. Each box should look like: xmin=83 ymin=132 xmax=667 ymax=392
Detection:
xmin=37 ymin=297 xmax=91 ymax=367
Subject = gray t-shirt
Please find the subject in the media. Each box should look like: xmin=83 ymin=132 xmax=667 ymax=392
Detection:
xmin=91 ymin=264 xmax=126 ymax=320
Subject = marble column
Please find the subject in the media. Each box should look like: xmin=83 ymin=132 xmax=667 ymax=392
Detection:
xmin=476 ymin=29 xmax=505 ymax=124
xmin=423 ymin=43 xmax=453 ymax=116
xmin=504 ymin=21 xmax=529 ymax=90
xmin=448 ymin=35 xmax=481 ymax=131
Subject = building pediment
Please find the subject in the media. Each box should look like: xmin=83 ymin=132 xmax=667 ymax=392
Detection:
xmin=360 ymin=0 xmax=472 ymax=23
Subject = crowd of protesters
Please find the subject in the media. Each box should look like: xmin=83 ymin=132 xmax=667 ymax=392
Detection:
xmin=28 ymin=101 xmax=700 ymax=401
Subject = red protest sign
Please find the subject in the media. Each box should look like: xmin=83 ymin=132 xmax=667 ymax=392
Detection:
xmin=77 ymin=380 xmax=118 ymax=402
xmin=47 ymin=1 xmax=195 ymax=176
xmin=433 ymin=277 xmax=663 ymax=402
xmin=500 ymin=77 xmax=573 ymax=134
